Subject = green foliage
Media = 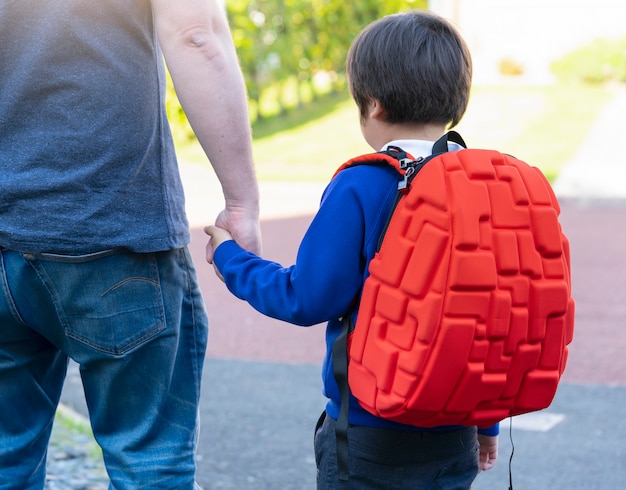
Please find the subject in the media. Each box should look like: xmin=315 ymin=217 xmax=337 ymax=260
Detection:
xmin=551 ymin=37 xmax=626 ymax=84
xmin=457 ymin=84 xmax=612 ymax=182
xmin=248 ymin=84 xmax=611 ymax=182
xmin=178 ymin=84 xmax=612 ymax=184
xmin=164 ymin=70 xmax=195 ymax=144
xmin=251 ymin=90 xmax=352 ymax=140
xmin=166 ymin=0 xmax=426 ymax=139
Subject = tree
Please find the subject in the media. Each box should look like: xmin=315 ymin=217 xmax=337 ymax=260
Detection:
xmin=167 ymin=0 xmax=428 ymax=132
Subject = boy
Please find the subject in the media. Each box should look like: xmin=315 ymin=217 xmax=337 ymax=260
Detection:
xmin=205 ymin=10 xmax=498 ymax=489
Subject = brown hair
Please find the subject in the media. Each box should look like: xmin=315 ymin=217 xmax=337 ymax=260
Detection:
xmin=346 ymin=10 xmax=472 ymax=128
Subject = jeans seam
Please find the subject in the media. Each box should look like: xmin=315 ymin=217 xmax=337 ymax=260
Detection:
xmin=24 ymin=255 xmax=69 ymax=331
xmin=66 ymin=322 xmax=165 ymax=355
xmin=101 ymin=276 xmax=160 ymax=296
xmin=0 ymin=252 xmax=28 ymax=326
xmin=181 ymin=248 xmax=201 ymax=389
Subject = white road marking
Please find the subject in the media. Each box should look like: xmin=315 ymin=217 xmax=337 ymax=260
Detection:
xmin=512 ymin=412 xmax=566 ymax=432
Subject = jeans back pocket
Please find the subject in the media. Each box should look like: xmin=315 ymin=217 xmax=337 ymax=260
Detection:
xmin=25 ymin=249 xmax=166 ymax=356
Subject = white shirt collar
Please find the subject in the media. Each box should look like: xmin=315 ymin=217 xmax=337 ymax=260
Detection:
xmin=380 ymin=139 xmax=463 ymax=159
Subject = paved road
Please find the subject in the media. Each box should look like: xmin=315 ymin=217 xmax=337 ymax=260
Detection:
xmin=58 ymin=87 xmax=626 ymax=489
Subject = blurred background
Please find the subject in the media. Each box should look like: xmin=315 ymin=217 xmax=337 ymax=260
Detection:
xmin=168 ymin=0 xmax=626 ymax=186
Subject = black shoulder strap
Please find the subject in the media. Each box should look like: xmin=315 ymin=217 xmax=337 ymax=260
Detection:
xmin=331 ymin=315 xmax=352 ymax=481
xmin=431 ymin=130 xmax=467 ymax=155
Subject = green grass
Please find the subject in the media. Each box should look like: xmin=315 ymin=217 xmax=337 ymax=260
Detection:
xmin=52 ymin=406 xmax=103 ymax=461
xmin=176 ymin=83 xmax=613 ymax=183
xmin=456 ymin=84 xmax=613 ymax=181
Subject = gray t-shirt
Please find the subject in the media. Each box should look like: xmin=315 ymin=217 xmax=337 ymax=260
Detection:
xmin=0 ymin=0 xmax=190 ymax=254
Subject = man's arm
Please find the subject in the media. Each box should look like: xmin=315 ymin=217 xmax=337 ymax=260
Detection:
xmin=151 ymin=0 xmax=261 ymax=257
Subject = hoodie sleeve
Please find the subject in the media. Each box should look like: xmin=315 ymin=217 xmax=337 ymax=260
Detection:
xmin=213 ymin=165 xmax=399 ymax=326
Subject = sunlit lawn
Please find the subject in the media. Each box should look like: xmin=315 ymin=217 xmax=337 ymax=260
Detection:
xmin=176 ymin=83 xmax=613 ymax=183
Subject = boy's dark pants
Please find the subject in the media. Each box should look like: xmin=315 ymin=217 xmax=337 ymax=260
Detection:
xmin=314 ymin=412 xmax=479 ymax=489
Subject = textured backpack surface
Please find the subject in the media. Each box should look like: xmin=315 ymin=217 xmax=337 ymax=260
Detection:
xmin=334 ymin=132 xmax=575 ymax=429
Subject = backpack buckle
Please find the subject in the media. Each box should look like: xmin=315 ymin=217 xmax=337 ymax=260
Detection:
xmin=398 ymin=157 xmax=413 ymax=169
xmin=397 ymin=157 xmax=423 ymax=193
xmin=398 ymin=166 xmax=415 ymax=192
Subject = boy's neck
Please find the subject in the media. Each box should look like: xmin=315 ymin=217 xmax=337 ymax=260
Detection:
xmin=366 ymin=120 xmax=448 ymax=150
xmin=386 ymin=122 xmax=447 ymax=143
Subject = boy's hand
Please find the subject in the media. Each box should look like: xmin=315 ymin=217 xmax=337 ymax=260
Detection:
xmin=477 ymin=434 xmax=498 ymax=471
xmin=204 ymin=224 xmax=233 ymax=251
xmin=204 ymin=225 xmax=234 ymax=282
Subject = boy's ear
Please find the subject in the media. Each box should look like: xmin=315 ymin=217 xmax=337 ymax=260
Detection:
xmin=369 ymin=99 xmax=388 ymax=121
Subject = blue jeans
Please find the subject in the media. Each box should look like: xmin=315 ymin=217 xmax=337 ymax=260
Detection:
xmin=0 ymin=247 xmax=208 ymax=489
xmin=314 ymin=413 xmax=479 ymax=489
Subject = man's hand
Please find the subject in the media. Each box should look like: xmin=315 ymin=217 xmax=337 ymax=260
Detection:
xmin=215 ymin=205 xmax=262 ymax=255
xmin=477 ymin=434 xmax=498 ymax=471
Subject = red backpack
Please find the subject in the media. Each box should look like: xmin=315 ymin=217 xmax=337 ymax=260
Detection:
xmin=331 ymin=131 xmax=575 ymax=479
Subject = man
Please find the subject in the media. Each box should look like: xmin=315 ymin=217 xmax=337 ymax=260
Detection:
xmin=0 ymin=0 xmax=261 ymax=488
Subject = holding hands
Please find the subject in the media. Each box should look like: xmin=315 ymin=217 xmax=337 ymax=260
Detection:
xmin=204 ymin=223 xmax=232 ymax=281
xmin=204 ymin=202 xmax=261 ymax=262
xmin=204 ymin=223 xmax=233 ymax=260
